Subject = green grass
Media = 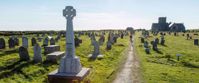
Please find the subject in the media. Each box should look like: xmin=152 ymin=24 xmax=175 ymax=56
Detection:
xmin=0 ymin=34 xmax=130 ymax=83
xmin=134 ymin=31 xmax=199 ymax=83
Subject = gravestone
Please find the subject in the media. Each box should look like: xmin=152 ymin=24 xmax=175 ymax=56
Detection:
xmin=121 ymin=33 xmax=124 ymax=39
xmin=160 ymin=36 xmax=165 ymax=45
xmin=194 ymin=39 xmax=198 ymax=45
xmin=89 ymin=40 xmax=103 ymax=58
xmin=48 ymin=6 xmax=90 ymax=83
xmin=106 ymin=40 xmax=112 ymax=50
xmin=0 ymin=38 xmax=6 ymax=49
xmin=152 ymin=41 xmax=158 ymax=51
xmin=154 ymin=38 xmax=159 ymax=44
xmin=8 ymin=37 xmax=15 ymax=48
xmin=31 ymin=37 xmax=37 ymax=46
xmin=90 ymin=33 xmax=96 ymax=45
xmin=98 ymin=35 xmax=105 ymax=45
xmin=46 ymin=52 xmax=65 ymax=63
xmin=33 ymin=43 xmax=42 ymax=63
xmin=14 ymin=37 xmax=19 ymax=46
xmin=74 ymin=36 xmax=81 ymax=47
xmin=50 ymin=38 xmax=55 ymax=45
xmin=186 ymin=34 xmax=190 ymax=40
xmin=141 ymin=37 xmax=144 ymax=43
xmin=43 ymin=37 xmax=49 ymax=46
xmin=19 ymin=46 xmax=30 ymax=61
xmin=22 ymin=37 xmax=28 ymax=48
xmin=144 ymin=41 xmax=149 ymax=48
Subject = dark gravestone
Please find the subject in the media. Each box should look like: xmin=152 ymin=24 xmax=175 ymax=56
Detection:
xmin=14 ymin=38 xmax=19 ymax=46
xmin=186 ymin=34 xmax=190 ymax=40
xmin=106 ymin=41 xmax=112 ymax=50
xmin=8 ymin=38 xmax=15 ymax=48
xmin=145 ymin=48 xmax=150 ymax=54
xmin=152 ymin=41 xmax=158 ymax=51
xmin=50 ymin=38 xmax=55 ymax=45
xmin=43 ymin=37 xmax=49 ymax=46
xmin=0 ymin=38 xmax=6 ymax=49
xmin=121 ymin=33 xmax=124 ymax=39
xmin=19 ymin=46 xmax=30 ymax=61
xmin=160 ymin=37 xmax=165 ymax=45
xmin=141 ymin=38 xmax=144 ymax=43
xmin=74 ymin=36 xmax=81 ymax=47
xmin=154 ymin=38 xmax=159 ymax=44
xmin=194 ymin=39 xmax=198 ymax=45
xmin=31 ymin=37 xmax=37 ymax=46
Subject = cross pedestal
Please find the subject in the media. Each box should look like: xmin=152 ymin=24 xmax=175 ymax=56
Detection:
xmin=48 ymin=68 xmax=90 ymax=83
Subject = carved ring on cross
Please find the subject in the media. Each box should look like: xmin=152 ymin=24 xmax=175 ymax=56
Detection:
xmin=63 ymin=6 xmax=76 ymax=19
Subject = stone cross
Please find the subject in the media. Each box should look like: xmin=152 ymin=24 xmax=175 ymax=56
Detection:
xmin=58 ymin=6 xmax=82 ymax=74
xmin=63 ymin=6 xmax=76 ymax=58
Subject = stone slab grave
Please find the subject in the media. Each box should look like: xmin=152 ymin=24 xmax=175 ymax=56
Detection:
xmin=48 ymin=6 xmax=90 ymax=83
xmin=46 ymin=51 xmax=65 ymax=63
xmin=44 ymin=45 xmax=60 ymax=54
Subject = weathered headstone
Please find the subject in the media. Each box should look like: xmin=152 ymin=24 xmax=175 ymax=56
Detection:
xmin=50 ymin=38 xmax=55 ymax=45
xmin=152 ymin=41 xmax=158 ymax=51
xmin=43 ymin=37 xmax=49 ymax=46
xmin=106 ymin=40 xmax=112 ymax=50
xmin=33 ymin=43 xmax=42 ymax=63
xmin=141 ymin=37 xmax=144 ymax=43
xmin=0 ymin=38 xmax=6 ymax=49
xmin=98 ymin=35 xmax=105 ymax=45
xmin=194 ymin=39 xmax=199 ymax=45
xmin=14 ymin=37 xmax=19 ymax=46
xmin=8 ymin=37 xmax=15 ymax=48
xmin=31 ymin=37 xmax=37 ymax=46
xmin=160 ymin=36 xmax=165 ymax=45
xmin=89 ymin=40 xmax=103 ymax=58
xmin=19 ymin=46 xmax=30 ymax=61
xmin=22 ymin=37 xmax=28 ymax=48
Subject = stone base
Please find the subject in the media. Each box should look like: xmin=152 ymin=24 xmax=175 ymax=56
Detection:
xmin=46 ymin=51 xmax=65 ymax=63
xmin=48 ymin=68 xmax=90 ymax=83
xmin=88 ymin=54 xmax=103 ymax=59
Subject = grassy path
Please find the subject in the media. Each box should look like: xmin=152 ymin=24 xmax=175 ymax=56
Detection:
xmin=113 ymin=37 xmax=141 ymax=83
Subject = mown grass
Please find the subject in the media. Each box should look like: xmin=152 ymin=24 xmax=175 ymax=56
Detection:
xmin=0 ymin=33 xmax=130 ymax=83
xmin=134 ymin=31 xmax=199 ymax=83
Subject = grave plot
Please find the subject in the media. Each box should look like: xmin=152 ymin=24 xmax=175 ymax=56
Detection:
xmin=134 ymin=31 xmax=199 ymax=83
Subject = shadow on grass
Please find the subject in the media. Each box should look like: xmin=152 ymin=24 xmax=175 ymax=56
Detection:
xmin=0 ymin=60 xmax=33 ymax=79
xmin=0 ymin=48 xmax=18 ymax=57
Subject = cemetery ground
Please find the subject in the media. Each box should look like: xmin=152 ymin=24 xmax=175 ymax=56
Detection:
xmin=0 ymin=34 xmax=130 ymax=83
xmin=134 ymin=31 xmax=199 ymax=83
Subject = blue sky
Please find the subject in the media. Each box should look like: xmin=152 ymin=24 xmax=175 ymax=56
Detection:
xmin=0 ymin=0 xmax=198 ymax=31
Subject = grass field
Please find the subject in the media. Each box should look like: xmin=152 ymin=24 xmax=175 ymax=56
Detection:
xmin=134 ymin=31 xmax=199 ymax=83
xmin=0 ymin=34 xmax=130 ymax=83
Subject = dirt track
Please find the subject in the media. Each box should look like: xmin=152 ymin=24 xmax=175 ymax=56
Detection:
xmin=113 ymin=40 xmax=140 ymax=83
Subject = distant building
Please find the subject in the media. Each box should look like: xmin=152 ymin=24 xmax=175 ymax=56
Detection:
xmin=170 ymin=23 xmax=186 ymax=32
xmin=151 ymin=17 xmax=186 ymax=32
xmin=126 ymin=27 xmax=134 ymax=31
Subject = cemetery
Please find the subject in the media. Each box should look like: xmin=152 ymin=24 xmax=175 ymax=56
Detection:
xmin=0 ymin=0 xmax=199 ymax=83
